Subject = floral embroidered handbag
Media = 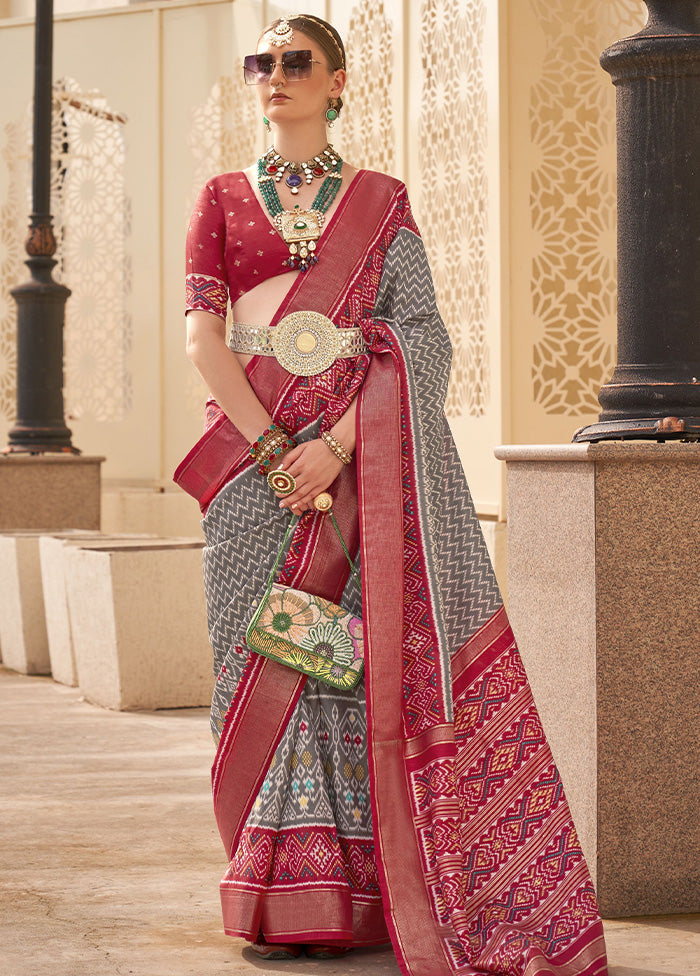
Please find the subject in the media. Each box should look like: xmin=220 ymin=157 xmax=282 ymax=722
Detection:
xmin=245 ymin=511 xmax=363 ymax=690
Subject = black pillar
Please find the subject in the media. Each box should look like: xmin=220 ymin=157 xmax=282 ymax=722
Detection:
xmin=5 ymin=0 xmax=76 ymax=454
xmin=574 ymin=0 xmax=700 ymax=442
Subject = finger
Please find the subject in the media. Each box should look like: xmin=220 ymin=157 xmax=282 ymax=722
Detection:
xmin=276 ymin=444 xmax=304 ymax=468
xmin=283 ymin=454 xmax=311 ymax=478
xmin=279 ymin=486 xmax=307 ymax=508
xmin=282 ymin=490 xmax=316 ymax=512
xmin=280 ymin=479 xmax=324 ymax=507
xmin=289 ymin=490 xmax=319 ymax=512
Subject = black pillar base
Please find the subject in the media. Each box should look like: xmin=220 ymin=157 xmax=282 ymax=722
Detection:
xmin=4 ymin=432 xmax=79 ymax=455
xmin=573 ymin=416 xmax=700 ymax=442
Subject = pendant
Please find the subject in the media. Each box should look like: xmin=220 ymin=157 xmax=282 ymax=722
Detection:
xmin=277 ymin=209 xmax=323 ymax=272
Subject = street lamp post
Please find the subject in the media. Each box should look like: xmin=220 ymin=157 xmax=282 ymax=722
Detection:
xmin=5 ymin=0 xmax=76 ymax=454
xmin=574 ymin=0 xmax=700 ymax=442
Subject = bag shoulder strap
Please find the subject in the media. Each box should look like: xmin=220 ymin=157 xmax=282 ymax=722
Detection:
xmin=329 ymin=511 xmax=361 ymax=587
xmin=264 ymin=511 xmax=360 ymax=597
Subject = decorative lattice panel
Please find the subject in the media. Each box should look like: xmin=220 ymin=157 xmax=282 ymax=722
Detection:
xmin=188 ymin=74 xmax=259 ymax=212
xmin=418 ymin=0 xmax=490 ymax=419
xmin=1 ymin=82 xmax=133 ymax=426
xmin=51 ymin=79 xmax=132 ymax=423
xmin=0 ymin=117 xmax=27 ymax=423
xmin=342 ymin=1 xmax=396 ymax=175
xmin=529 ymin=0 xmax=646 ymax=414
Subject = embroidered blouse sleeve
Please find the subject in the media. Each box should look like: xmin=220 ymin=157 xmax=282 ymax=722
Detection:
xmin=185 ymin=181 xmax=229 ymax=321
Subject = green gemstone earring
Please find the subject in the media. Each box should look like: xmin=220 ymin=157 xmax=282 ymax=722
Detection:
xmin=263 ymin=115 xmax=271 ymax=133
xmin=325 ymin=99 xmax=339 ymax=127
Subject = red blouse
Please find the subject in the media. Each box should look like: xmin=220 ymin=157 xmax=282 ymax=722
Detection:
xmin=185 ymin=172 xmax=292 ymax=319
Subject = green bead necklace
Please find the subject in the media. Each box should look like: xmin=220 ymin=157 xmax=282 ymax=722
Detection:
xmin=258 ymin=153 xmax=343 ymax=272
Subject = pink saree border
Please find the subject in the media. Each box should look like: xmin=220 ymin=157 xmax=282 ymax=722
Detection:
xmin=221 ymin=887 xmax=388 ymax=944
xmin=358 ymin=352 xmax=456 ymax=976
xmin=212 ymin=656 xmax=304 ymax=859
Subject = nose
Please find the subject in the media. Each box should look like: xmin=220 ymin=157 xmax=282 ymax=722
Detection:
xmin=269 ymin=60 xmax=286 ymax=85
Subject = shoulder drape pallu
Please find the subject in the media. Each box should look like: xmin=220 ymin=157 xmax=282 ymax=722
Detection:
xmin=177 ymin=171 xmax=608 ymax=975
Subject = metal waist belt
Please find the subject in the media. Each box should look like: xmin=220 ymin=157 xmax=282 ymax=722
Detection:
xmin=227 ymin=311 xmax=367 ymax=377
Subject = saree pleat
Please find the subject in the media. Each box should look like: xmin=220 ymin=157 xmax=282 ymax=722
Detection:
xmin=193 ymin=172 xmax=608 ymax=973
xmin=202 ymin=427 xmax=387 ymax=944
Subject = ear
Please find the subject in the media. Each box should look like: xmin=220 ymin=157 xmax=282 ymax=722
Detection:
xmin=329 ymin=68 xmax=346 ymax=98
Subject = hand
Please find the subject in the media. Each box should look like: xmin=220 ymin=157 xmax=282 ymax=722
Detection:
xmin=273 ymin=439 xmax=345 ymax=513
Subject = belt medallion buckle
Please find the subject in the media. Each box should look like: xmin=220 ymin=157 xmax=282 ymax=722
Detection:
xmin=274 ymin=311 xmax=342 ymax=376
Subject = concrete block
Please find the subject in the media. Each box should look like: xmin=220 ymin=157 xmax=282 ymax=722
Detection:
xmin=64 ymin=540 xmax=212 ymax=710
xmin=39 ymin=532 xmax=157 ymax=687
xmin=0 ymin=532 xmax=51 ymax=674
xmin=0 ymin=455 xmax=103 ymax=531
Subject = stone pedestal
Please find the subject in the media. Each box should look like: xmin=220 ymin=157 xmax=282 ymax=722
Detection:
xmin=64 ymin=539 xmax=213 ymax=710
xmin=39 ymin=532 xmax=157 ymax=686
xmin=495 ymin=442 xmax=700 ymax=917
xmin=0 ymin=529 xmax=156 ymax=679
xmin=0 ymin=455 xmax=103 ymax=530
xmin=0 ymin=532 xmax=51 ymax=674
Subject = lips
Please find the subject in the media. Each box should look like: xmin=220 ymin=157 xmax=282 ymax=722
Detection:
xmin=270 ymin=93 xmax=290 ymax=103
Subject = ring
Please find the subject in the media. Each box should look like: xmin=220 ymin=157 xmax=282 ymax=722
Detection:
xmin=313 ymin=492 xmax=333 ymax=512
xmin=267 ymin=469 xmax=296 ymax=496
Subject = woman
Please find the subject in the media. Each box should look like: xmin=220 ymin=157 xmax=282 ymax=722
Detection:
xmin=178 ymin=13 xmax=609 ymax=975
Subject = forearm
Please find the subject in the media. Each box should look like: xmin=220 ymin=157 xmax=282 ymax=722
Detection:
xmin=186 ymin=309 xmax=360 ymax=498
xmin=186 ymin=314 xmax=271 ymax=442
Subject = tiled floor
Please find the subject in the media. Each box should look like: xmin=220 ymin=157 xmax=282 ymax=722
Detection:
xmin=1 ymin=669 xmax=698 ymax=976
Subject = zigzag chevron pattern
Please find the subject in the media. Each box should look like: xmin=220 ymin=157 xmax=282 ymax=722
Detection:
xmin=202 ymin=466 xmax=291 ymax=738
xmin=202 ymin=449 xmax=373 ymax=841
xmin=375 ymin=229 xmax=501 ymax=644
xmin=369 ymin=229 xmax=502 ymax=733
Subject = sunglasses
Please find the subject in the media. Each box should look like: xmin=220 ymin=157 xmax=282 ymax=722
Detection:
xmin=242 ymin=50 xmax=321 ymax=85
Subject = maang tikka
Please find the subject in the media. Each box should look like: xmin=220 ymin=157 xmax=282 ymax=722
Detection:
xmin=265 ymin=17 xmax=294 ymax=47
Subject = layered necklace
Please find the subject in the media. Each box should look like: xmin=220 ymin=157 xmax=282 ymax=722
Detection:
xmin=261 ymin=144 xmax=340 ymax=193
xmin=258 ymin=145 xmax=343 ymax=272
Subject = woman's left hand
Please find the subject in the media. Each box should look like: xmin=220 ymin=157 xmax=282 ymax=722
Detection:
xmin=273 ymin=438 xmax=345 ymax=513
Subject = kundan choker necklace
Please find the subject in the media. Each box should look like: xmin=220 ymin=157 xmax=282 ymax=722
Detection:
xmin=261 ymin=144 xmax=340 ymax=194
xmin=258 ymin=149 xmax=343 ymax=272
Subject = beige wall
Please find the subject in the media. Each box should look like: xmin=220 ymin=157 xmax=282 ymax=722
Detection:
xmin=0 ymin=0 xmax=647 ymax=522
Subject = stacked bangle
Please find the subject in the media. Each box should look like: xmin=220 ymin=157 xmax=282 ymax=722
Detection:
xmin=321 ymin=430 xmax=352 ymax=465
xmin=250 ymin=422 xmax=297 ymax=475
xmin=250 ymin=422 xmax=285 ymax=460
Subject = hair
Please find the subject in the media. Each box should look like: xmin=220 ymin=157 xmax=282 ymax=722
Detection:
xmin=263 ymin=14 xmax=346 ymax=114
